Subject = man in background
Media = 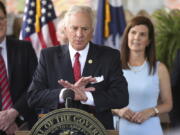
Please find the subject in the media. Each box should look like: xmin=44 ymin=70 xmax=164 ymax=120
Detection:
xmin=0 ymin=1 xmax=38 ymax=134
xmin=56 ymin=11 xmax=68 ymax=45
xmin=170 ymin=49 xmax=180 ymax=128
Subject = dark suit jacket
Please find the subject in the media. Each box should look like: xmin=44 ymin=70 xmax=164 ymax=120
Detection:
xmin=0 ymin=36 xmax=38 ymax=128
xmin=27 ymin=42 xmax=128 ymax=129
xmin=170 ymin=49 xmax=180 ymax=127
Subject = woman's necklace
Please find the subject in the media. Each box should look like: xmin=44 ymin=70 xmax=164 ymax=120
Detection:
xmin=128 ymin=60 xmax=147 ymax=73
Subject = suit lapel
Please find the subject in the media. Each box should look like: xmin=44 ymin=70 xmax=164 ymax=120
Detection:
xmin=6 ymin=37 xmax=15 ymax=83
xmin=57 ymin=45 xmax=75 ymax=83
xmin=82 ymin=43 xmax=99 ymax=77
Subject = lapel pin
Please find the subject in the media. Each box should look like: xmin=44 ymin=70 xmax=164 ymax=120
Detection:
xmin=88 ymin=59 xmax=93 ymax=64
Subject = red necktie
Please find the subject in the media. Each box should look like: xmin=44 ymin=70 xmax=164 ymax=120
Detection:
xmin=0 ymin=48 xmax=13 ymax=110
xmin=73 ymin=52 xmax=81 ymax=82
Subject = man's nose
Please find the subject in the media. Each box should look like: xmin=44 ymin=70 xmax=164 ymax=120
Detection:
xmin=76 ymin=29 xmax=83 ymax=37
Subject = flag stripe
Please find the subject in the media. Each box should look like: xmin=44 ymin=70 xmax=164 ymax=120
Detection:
xmin=38 ymin=31 xmax=47 ymax=48
xmin=48 ymin=21 xmax=60 ymax=46
xmin=42 ymin=24 xmax=53 ymax=48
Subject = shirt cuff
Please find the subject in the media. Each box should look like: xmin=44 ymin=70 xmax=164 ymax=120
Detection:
xmin=59 ymin=88 xmax=66 ymax=103
xmin=81 ymin=92 xmax=95 ymax=106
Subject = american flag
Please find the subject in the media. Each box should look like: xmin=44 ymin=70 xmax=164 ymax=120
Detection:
xmin=20 ymin=0 xmax=60 ymax=57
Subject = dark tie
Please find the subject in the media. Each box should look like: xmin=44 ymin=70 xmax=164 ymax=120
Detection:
xmin=0 ymin=48 xmax=13 ymax=110
xmin=73 ymin=52 xmax=81 ymax=82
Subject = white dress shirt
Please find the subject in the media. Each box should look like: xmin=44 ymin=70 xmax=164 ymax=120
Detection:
xmin=59 ymin=43 xmax=95 ymax=106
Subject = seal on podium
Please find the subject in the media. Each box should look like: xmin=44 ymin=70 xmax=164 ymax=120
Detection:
xmin=30 ymin=108 xmax=107 ymax=135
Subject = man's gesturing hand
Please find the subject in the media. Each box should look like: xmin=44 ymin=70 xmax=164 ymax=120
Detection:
xmin=58 ymin=76 xmax=96 ymax=101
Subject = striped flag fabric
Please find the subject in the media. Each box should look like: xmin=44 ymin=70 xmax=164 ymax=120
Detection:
xmin=93 ymin=0 xmax=126 ymax=49
xmin=19 ymin=0 xmax=60 ymax=57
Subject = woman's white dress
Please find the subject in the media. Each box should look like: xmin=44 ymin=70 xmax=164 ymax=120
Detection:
xmin=119 ymin=61 xmax=163 ymax=135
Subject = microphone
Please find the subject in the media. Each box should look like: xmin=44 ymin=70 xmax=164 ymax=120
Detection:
xmin=63 ymin=89 xmax=75 ymax=108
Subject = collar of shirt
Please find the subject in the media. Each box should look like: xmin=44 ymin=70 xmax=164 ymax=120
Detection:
xmin=0 ymin=37 xmax=7 ymax=51
xmin=0 ymin=37 xmax=8 ymax=76
xmin=69 ymin=43 xmax=89 ymax=75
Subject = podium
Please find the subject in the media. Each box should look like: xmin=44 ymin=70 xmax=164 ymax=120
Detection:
xmin=19 ymin=108 xmax=118 ymax=135
xmin=15 ymin=130 xmax=118 ymax=135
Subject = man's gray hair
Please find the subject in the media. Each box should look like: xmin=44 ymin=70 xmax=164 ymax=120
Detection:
xmin=64 ymin=5 xmax=95 ymax=28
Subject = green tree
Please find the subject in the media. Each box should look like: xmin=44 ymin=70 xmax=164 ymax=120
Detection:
xmin=152 ymin=9 xmax=180 ymax=70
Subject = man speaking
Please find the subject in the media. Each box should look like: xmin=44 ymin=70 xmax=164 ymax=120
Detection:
xmin=27 ymin=5 xmax=128 ymax=129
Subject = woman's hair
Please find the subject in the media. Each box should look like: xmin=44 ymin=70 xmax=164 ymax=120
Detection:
xmin=0 ymin=1 xmax=6 ymax=16
xmin=120 ymin=16 xmax=156 ymax=75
